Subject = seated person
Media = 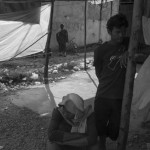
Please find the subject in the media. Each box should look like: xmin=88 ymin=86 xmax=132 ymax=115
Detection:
xmin=48 ymin=93 xmax=99 ymax=150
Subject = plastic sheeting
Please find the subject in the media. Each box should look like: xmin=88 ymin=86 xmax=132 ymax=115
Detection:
xmin=131 ymin=0 xmax=150 ymax=126
xmin=0 ymin=0 xmax=41 ymax=14
xmin=0 ymin=4 xmax=50 ymax=61
xmin=132 ymin=56 xmax=150 ymax=126
xmin=142 ymin=16 xmax=150 ymax=45
xmin=142 ymin=0 xmax=150 ymax=45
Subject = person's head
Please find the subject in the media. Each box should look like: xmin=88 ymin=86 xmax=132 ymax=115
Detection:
xmin=60 ymin=24 xmax=64 ymax=30
xmin=59 ymin=93 xmax=84 ymax=115
xmin=107 ymin=13 xmax=128 ymax=44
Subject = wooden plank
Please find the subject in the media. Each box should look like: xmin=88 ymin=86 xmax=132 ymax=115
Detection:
xmin=117 ymin=0 xmax=143 ymax=150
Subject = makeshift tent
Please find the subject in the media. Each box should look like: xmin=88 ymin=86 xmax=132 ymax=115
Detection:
xmin=0 ymin=4 xmax=50 ymax=61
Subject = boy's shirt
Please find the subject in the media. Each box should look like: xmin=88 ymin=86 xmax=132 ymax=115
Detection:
xmin=94 ymin=37 xmax=129 ymax=99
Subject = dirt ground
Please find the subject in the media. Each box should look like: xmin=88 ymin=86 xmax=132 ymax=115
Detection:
xmin=0 ymin=51 xmax=94 ymax=150
xmin=0 ymin=51 xmax=150 ymax=150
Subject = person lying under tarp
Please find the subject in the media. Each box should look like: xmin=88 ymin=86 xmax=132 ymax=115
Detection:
xmin=48 ymin=93 xmax=99 ymax=150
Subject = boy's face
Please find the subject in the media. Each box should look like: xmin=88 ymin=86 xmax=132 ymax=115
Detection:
xmin=108 ymin=26 xmax=127 ymax=44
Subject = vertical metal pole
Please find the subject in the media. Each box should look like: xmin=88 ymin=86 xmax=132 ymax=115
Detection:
xmin=117 ymin=0 xmax=143 ymax=150
xmin=84 ymin=0 xmax=87 ymax=70
xmin=44 ymin=0 xmax=55 ymax=84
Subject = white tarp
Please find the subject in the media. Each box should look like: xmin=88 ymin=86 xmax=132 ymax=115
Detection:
xmin=0 ymin=4 xmax=50 ymax=61
xmin=142 ymin=16 xmax=150 ymax=45
xmin=131 ymin=56 xmax=150 ymax=126
xmin=131 ymin=0 xmax=150 ymax=127
xmin=142 ymin=0 xmax=150 ymax=45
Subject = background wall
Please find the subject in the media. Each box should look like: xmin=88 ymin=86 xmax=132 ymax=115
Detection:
xmin=50 ymin=0 xmax=119 ymax=49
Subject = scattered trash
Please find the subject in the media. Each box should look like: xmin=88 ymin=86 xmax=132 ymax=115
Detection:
xmin=35 ymin=82 xmax=41 ymax=85
xmin=22 ymin=77 xmax=27 ymax=81
xmin=3 ymin=69 xmax=8 ymax=73
xmin=53 ymin=66 xmax=57 ymax=70
xmin=4 ymin=107 xmax=8 ymax=110
xmin=40 ymin=113 xmax=49 ymax=117
xmin=30 ymin=73 xmax=38 ymax=80
xmin=55 ymin=64 xmax=63 ymax=69
xmin=63 ymin=69 xmax=69 ymax=72
xmin=52 ymin=70 xmax=58 ymax=74
xmin=63 ymin=63 xmax=68 ymax=68
xmin=73 ymin=66 xmax=80 ymax=71
xmin=86 ymin=60 xmax=90 ymax=64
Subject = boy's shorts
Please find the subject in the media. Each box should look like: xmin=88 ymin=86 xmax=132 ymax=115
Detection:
xmin=94 ymin=97 xmax=122 ymax=141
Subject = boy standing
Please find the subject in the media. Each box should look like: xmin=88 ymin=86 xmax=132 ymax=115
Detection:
xmin=93 ymin=13 xmax=129 ymax=150
xmin=56 ymin=24 xmax=68 ymax=57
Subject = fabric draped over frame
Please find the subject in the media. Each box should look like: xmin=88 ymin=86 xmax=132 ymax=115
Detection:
xmin=0 ymin=4 xmax=50 ymax=61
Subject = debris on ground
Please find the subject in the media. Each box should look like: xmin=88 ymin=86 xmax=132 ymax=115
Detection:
xmin=0 ymin=52 xmax=94 ymax=93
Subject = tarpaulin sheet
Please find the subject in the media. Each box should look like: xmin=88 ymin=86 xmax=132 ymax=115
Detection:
xmin=142 ymin=0 xmax=150 ymax=45
xmin=131 ymin=0 xmax=150 ymax=126
xmin=0 ymin=0 xmax=41 ymax=23
xmin=0 ymin=4 xmax=50 ymax=61
xmin=132 ymin=56 xmax=150 ymax=124
xmin=0 ymin=0 xmax=41 ymax=13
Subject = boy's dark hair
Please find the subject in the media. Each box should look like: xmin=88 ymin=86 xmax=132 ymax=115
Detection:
xmin=106 ymin=13 xmax=128 ymax=31
xmin=60 ymin=24 xmax=64 ymax=29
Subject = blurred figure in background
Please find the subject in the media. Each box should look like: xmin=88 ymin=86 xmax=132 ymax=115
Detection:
xmin=56 ymin=24 xmax=68 ymax=57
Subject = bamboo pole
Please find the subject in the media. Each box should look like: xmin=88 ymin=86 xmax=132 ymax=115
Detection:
xmin=98 ymin=0 xmax=103 ymax=42
xmin=117 ymin=0 xmax=143 ymax=150
xmin=84 ymin=0 xmax=87 ymax=70
xmin=44 ymin=0 xmax=55 ymax=84
xmin=110 ymin=1 xmax=113 ymax=16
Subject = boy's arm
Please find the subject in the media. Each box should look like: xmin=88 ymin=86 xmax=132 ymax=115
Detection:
xmin=93 ymin=46 xmax=103 ymax=79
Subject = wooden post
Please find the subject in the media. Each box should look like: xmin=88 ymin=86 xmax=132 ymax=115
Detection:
xmin=84 ymin=0 xmax=87 ymax=70
xmin=110 ymin=1 xmax=113 ymax=16
xmin=117 ymin=0 xmax=143 ymax=150
xmin=44 ymin=0 xmax=55 ymax=84
xmin=99 ymin=0 xmax=103 ymax=42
